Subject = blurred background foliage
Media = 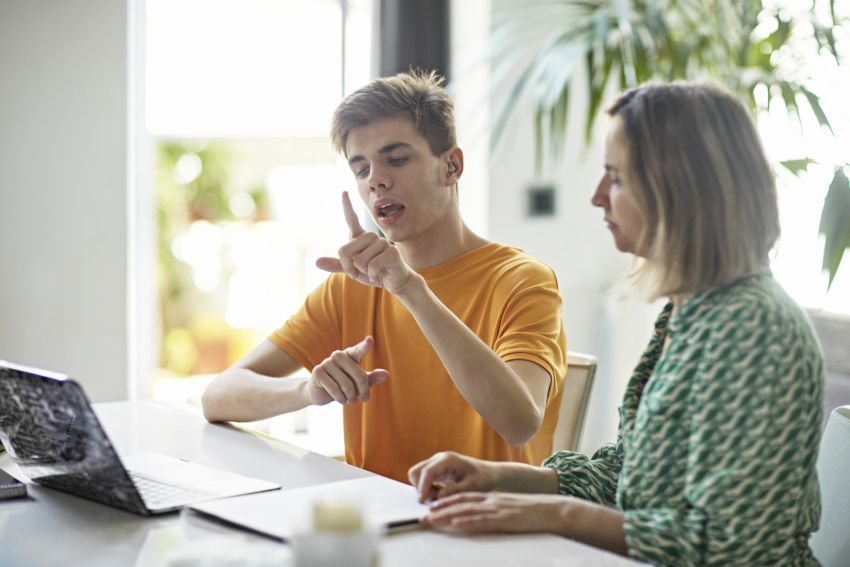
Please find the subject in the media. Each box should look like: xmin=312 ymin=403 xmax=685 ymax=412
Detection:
xmin=489 ymin=0 xmax=849 ymax=288
xmin=155 ymin=141 xmax=269 ymax=376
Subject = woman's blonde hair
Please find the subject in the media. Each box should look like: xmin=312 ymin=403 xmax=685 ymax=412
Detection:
xmin=608 ymin=82 xmax=780 ymax=299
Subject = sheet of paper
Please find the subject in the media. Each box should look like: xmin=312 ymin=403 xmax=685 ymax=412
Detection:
xmin=189 ymin=475 xmax=430 ymax=541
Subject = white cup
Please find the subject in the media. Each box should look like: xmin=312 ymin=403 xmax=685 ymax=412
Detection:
xmin=290 ymin=530 xmax=380 ymax=567
xmin=290 ymin=498 xmax=381 ymax=567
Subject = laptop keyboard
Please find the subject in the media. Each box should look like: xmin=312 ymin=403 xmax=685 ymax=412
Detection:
xmin=130 ymin=472 xmax=217 ymax=509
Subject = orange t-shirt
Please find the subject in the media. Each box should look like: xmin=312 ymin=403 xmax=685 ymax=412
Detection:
xmin=269 ymin=242 xmax=567 ymax=483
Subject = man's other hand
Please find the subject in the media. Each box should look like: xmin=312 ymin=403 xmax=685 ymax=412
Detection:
xmin=305 ymin=335 xmax=390 ymax=406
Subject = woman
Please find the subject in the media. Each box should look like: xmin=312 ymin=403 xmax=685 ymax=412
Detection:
xmin=408 ymin=83 xmax=824 ymax=566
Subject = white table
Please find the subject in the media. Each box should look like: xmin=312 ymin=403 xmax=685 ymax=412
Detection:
xmin=0 ymin=401 xmax=642 ymax=566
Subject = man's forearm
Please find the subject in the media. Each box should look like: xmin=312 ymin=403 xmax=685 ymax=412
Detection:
xmin=396 ymin=275 xmax=545 ymax=445
xmin=202 ymin=369 xmax=312 ymax=422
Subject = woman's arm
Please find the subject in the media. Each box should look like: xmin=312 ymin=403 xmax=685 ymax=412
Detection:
xmin=543 ymin=442 xmax=624 ymax=506
xmin=423 ymin=493 xmax=628 ymax=556
xmin=409 ymin=451 xmax=560 ymax=503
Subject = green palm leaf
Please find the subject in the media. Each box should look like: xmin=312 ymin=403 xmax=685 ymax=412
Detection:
xmin=488 ymin=0 xmax=846 ymax=288
xmin=819 ymin=168 xmax=850 ymax=289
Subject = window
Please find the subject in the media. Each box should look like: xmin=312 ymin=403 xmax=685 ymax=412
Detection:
xmin=762 ymin=11 xmax=850 ymax=316
xmin=145 ymin=0 xmax=373 ymax=455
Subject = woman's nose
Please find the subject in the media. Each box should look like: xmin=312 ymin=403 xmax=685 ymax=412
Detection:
xmin=591 ymin=175 xmax=610 ymax=207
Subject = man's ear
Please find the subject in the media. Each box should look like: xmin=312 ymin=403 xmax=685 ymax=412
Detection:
xmin=444 ymin=147 xmax=464 ymax=184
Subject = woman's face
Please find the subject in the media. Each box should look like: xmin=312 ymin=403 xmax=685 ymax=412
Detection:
xmin=591 ymin=117 xmax=647 ymax=256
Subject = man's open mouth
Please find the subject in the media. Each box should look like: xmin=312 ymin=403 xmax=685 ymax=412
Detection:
xmin=377 ymin=203 xmax=405 ymax=218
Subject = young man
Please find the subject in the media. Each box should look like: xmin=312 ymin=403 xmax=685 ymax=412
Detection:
xmin=202 ymin=70 xmax=567 ymax=483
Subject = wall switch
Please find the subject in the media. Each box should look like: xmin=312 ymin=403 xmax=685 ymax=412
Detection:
xmin=527 ymin=185 xmax=556 ymax=217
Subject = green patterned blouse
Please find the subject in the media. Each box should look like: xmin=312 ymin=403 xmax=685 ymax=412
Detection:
xmin=544 ymin=273 xmax=824 ymax=565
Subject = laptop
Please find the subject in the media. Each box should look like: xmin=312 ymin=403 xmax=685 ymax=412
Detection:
xmin=0 ymin=361 xmax=280 ymax=515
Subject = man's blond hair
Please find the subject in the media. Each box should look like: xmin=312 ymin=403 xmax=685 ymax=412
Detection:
xmin=331 ymin=69 xmax=456 ymax=157
xmin=608 ymin=82 xmax=780 ymax=299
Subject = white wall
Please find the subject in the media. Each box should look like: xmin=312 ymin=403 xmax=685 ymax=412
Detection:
xmin=0 ymin=0 xmax=132 ymax=402
xmin=487 ymin=72 xmax=663 ymax=454
xmin=450 ymin=0 xmax=490 ymax=236
xmin=451 ymin=0 xmax=662 ymax=453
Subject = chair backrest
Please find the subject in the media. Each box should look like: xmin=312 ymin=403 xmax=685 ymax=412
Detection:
xmin=551 ymin=352 xmax=597 ymax=453
xmin=810 ymin=405 xmax=850 ymax=567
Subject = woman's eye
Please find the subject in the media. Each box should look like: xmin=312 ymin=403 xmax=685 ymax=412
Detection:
xmin=356 ymin=166 xmax=370 ymax=178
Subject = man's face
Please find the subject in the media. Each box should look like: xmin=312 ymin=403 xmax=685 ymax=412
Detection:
xmin=344 ymin=116 xmax=453 ymax=245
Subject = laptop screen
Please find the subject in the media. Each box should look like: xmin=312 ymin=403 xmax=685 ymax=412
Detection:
xmin=0 ymin=362 xmax=148 ymax=514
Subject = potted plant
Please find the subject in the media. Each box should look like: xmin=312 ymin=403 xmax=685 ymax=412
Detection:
xmin=488 ymin=0 xmax=848 ymax=287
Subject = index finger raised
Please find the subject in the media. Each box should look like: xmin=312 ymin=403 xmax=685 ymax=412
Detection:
xmin=342 ymin=191 xmax=365 ymax=238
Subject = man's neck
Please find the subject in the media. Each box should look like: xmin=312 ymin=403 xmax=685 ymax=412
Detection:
xmin=397 ymin=221 xmax=488 ymax=271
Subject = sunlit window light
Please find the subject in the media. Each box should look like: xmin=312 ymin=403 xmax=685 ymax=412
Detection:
xmin=145 ymin=0 xmax=372 ymax=454
xmin=760 ymin=10 xmax=850 ymax=315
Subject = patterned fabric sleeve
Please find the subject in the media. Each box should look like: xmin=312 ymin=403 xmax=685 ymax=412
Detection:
xmin=542 ymin=442 xmax=622 ymax=507
xmin=622 ymin=300 xmax=823 ymax=566
xmin=540 ymin=303 xmax=670 ymax=508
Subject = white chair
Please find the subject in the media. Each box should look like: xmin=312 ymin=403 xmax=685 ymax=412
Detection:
xmin=810 ymin=405 xmax=850 ymax=566
xmin=551 ymin=352 xmax=597 ymax=452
